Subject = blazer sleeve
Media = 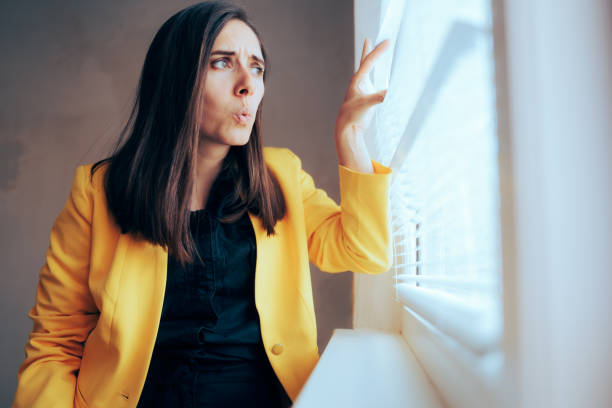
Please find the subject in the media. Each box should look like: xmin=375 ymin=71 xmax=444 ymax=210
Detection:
xmin=297 ymin=152 xmax=393 ymax=274
xmin=13 ymin=165 xmax=99 ymax=408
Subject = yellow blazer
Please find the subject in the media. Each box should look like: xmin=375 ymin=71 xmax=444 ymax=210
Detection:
xmin=13 ymin=147 xmax=392 ymax=407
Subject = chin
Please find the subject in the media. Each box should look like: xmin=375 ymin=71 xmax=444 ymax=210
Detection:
xmin=226 ymin=130 xmax=252 ymax=146
xmin=202 ymin=127 xmax=252 ymax=147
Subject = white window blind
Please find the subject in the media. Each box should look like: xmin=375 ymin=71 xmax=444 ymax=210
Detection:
xmin=364 ymin=0 xmax=503 ymax=360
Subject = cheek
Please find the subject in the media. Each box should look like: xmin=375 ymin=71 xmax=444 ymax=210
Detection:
xmin=202 ymin=90 xmax=225 ymax=120
xmin=255 ymin=84 xmax=265 ymax=105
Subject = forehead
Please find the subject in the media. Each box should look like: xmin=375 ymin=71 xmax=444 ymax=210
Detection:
xmin=212 ymin=19 xmax=263 ymax=59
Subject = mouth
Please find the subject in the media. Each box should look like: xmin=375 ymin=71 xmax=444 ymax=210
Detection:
xmin=233 ymin=109 xmax=253 ymax=125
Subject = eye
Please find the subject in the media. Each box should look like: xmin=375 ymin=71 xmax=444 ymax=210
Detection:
xmin=211 ymin=58 xmax=230 ymax=69
xmin=251 ymin=65 xmax=265 ymax=75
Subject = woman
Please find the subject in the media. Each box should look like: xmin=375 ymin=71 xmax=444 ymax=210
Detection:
xmin=13 ymin=1 xmax=392 ymax=407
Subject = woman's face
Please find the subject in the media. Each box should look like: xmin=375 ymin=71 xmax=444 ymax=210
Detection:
xmin=199 ymin=19 xmax=265 ymax=147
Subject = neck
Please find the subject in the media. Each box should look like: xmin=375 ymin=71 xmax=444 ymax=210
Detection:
xmin=190 ymin=139 xmax=231 ymax=211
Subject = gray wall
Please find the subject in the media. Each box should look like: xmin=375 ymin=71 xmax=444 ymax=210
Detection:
xmin=0 ymin=1 xmax=354 ymax=404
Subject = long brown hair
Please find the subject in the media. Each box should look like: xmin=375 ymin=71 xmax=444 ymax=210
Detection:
xmin=91 ymin=1 xmax=286 ymax=265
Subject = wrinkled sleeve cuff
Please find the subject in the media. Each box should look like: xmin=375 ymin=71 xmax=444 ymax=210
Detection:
xmin=338 ymin=159 xmax=391 ymax=176
xmin=337 ymin=158 xmax=392 ymax=230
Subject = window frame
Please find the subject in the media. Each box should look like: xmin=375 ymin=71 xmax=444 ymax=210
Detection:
xmin=352 ymin=1 xmax=516 ymax=406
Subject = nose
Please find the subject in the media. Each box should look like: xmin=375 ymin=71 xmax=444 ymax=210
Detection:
xmin=234 ymin=65 xmax=255 ymax=97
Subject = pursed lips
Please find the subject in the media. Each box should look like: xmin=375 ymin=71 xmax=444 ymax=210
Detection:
xmin=233 ymin=107 xmax=253 ymax=124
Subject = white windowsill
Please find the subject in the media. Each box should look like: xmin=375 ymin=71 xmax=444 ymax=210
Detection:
xmin=292 ymin=328 xmax=444 ymax=408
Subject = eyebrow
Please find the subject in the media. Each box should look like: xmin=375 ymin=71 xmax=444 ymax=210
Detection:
xmin=210 ymin=50 xmax=265 ymax=66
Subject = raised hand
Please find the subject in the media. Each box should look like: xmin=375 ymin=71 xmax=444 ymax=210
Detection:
xmin=334 ymin=38 xmax=390 ymax=173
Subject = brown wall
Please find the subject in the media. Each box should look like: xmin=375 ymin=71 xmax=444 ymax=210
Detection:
xmin=0 ymin=0 xmax=354 ymax=404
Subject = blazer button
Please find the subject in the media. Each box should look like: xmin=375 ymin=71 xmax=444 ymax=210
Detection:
xmin=271 ymin=343 xmax=284 ymax=355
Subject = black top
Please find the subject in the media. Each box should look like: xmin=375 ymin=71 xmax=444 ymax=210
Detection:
xmin=137 ymin=168 xmax=292 ymax=407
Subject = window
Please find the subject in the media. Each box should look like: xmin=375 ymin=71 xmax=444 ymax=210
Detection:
xmin=361 ymin=0 xmax=504 ymax=406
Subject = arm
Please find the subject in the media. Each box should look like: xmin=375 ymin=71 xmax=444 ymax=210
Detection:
xmin=13 ymin=165 xmax=99 ymax=408
xmin=299 ymin=153 xmax=393 ymax=274
xmin=299 ymin=37 xmax=392 ymax=273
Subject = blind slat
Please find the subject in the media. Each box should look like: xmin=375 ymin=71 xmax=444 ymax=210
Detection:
xmin=395 ymin=274 xmax=499 ymax=291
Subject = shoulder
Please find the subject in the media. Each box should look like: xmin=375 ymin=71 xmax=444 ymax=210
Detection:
xmin=70 ymin=162 xmax=108 ymax=201
xmin=262 ymin=146 xmax=303 ymax=170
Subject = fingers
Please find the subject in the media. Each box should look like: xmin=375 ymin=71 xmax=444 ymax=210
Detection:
xmin=356 ymin=39 xmax=390 ymax=78
xmin=360 ymin=37 xmax=370 ymax=63
xmin=359 ymin=89 xmax=387 ymax=108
